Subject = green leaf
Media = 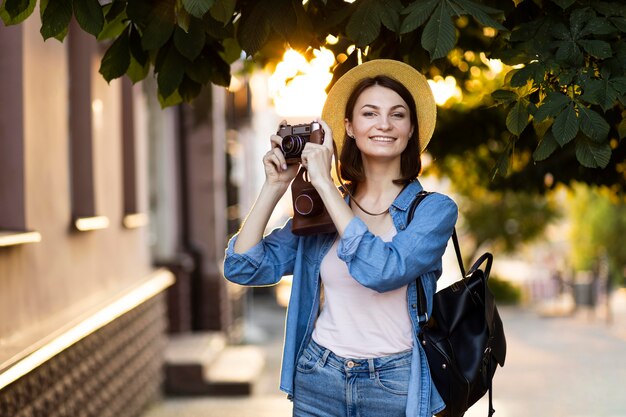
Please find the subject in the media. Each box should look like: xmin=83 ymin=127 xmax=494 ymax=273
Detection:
xmin=157 ymin=44 xmax=187 ymax=98
xmin=421 ymin=1 xmax=456 ymax=60
xmin=493 ymin=149 xmax=510 ymax=178
xmin=570 ymin=7 xmax=594 ymax=38
xmin=97 ymin=8 xmax=127 ymax=40
xmin=174 ymin=18 xmax=206 ymax=60
xmin=580 ymin=17 xmax=616 ymax=36
xmin=379 ymin=0 xmax=403 ymax=33
xmin=73 ymin=0 xmax=104 ymax=36
xmin=210 ymin=0 xmax=236 ymax=24
xmin=510 ymin=62 xmax=544 ymax=88
xmin=40 ymin=0 xmax=72 ymax=40
xmin=4 ymin=0 xmax=29 ymax=19
xmin=220 ymin=37 xmax=242 ymax=64
xmin=400 ymin=0 xmax=437 ymax=34
xmin=129 ymin=24 xmax=148 ymax=65
xmin=183 ymin=0 xmax=214 ymax=18
xmin=610 ymin=16 xmax=626 ymax=33
xmin=551 ymin=103 xmax=579 ymax=146
xmin=451 ymin=0 xmax=506 ymax=31
xmin=580 ymin=78 xmax=622 ymax=112
xmin=491 ymin=89 xmax=518 ymax=104
xmin=126 ymin=54 xmax=150 ymax=83
xmin=506 ymin=101 xmax=530 ymax=136
xmin=141 ymin=0 xmax=176 ymax=50
xmin=550 ymin=22 xmax=570 ymax=41
xmin=575 ymin=137 xmax=611 ymax=168
xmin=550 ymin=0 xmax=576 ymax=9
xmin=105 ymin=0 xmax=126 ymax=22
xmin=186 ymin=54 xmax=212 ymax=84
xmin=618 ymin=117 xmax=626 ymax=139
xmin=577 ymin=105 xmax=610 ymax=142
xmin=577 ymin=39 xmax=612 ymax=59
xmin=534 ymin=92 xmax=571 ymax=122
xmin=287 ymin=1 xmax=315 ymax=50
xmin=178 ymin=76 xmax=203 ymax=101
xmin=347 ymin=0 xmax=383 ymax=47
xmin=177 ymin=6 xmax=191 ymax=32
xmin=99 ymin=29 xmax=130 ymax=82
xmin=237 ymin=2 xmax=270 ymax=55
xmin=533 ymin=131 xmax=559 ymax=161
xmin=0 ymin=0 xmax=35 ymax=24
xmin=205 ymin=46 xmax=231 ymax=87
xmin=555 ymin=40 xmax=583 ymax=65
xmin=158 ymin=89 xmax=183 ymax=108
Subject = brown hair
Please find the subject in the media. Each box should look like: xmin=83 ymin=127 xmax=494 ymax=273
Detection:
xmin=339 ymin=75 xmax=422 ymax=188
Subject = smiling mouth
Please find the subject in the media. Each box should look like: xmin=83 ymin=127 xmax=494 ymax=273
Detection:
xmin=369 ymin=136 xmax=396 ymax=143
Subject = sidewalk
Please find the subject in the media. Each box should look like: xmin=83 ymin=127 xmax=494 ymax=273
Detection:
xmin=144 ymin=292 xmax=626 ymax=417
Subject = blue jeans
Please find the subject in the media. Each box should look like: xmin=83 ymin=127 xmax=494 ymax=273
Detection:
xmin=293 ymin=339 xmax=412 ymax=417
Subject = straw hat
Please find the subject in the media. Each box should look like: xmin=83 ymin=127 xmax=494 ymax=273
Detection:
xmin=321 ymin=59 xmax=436 ymax=154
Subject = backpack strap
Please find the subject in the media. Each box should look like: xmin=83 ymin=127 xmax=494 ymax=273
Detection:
xmin=407 ymin=191 xmax=465 ymax=323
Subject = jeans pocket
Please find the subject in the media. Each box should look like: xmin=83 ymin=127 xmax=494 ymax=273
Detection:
xmin=296 ymin=349 xmax=320 ymax=374
xmin=375 ymin=365 xmax=410 ymax=395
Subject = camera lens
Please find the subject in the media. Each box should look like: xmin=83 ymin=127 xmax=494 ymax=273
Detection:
xmin=281 ymin=135 xmax=306 ymax=158
xmin=295 ymin=191 xmax=323 ymax=216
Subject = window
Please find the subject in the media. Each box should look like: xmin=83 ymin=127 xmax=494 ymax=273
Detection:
xmin=121 ymin=78 xmax=147 ymax=229
xmin=67 ymin=20 xmax=108 ymax=232
xmin=0 ymin=24 xmax=40 ymax=247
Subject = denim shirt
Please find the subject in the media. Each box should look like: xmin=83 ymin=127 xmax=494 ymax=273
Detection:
xmin=223 ymin=180 xmax=458 ymax=417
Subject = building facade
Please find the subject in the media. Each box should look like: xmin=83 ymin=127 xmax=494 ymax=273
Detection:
xmin=0 ymin=12 xmax=244 ymax=416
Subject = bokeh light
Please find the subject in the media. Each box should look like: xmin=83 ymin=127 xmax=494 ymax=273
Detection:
xmin=268 ymin=48 xmax=335 ymax=117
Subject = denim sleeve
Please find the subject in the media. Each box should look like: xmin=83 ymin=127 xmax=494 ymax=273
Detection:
xmin=223 ymin=219 xmax=299 ymax=286
xmin=337 ymin=193 xmax=458 ymax=292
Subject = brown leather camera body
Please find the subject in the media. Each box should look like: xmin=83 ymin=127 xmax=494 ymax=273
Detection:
xmin=277 ymin=122 xmax=336 ymax=236
xmin=290 ymin=167 xmax=336 ymax=236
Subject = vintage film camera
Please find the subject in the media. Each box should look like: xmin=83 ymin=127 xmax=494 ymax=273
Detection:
xmin=278 ymin=121 xmax=324 ymax=164
xmin=277 ymin=122 xmax=336 ymax=236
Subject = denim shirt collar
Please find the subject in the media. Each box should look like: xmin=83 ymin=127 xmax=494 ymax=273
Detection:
xmin=391 ymin=179 xmax=425 ymax=212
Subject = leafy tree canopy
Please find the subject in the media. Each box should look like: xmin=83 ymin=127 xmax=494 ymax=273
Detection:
xmin=2 ymin=0 xmax=626 ymax=189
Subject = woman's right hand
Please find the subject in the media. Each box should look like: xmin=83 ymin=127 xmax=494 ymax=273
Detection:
xmin=263 ymin=126 xmax=299 ymax=189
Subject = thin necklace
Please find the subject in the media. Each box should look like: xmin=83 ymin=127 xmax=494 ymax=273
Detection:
xmin=349 ymin=183 xmax=409 ymax=216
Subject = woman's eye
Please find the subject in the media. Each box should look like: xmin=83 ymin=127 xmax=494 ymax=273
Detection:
xmin=362 ymin=111 xmax=376 ymax=117
xmin=391 ymin=112 xmax=406 ymax=119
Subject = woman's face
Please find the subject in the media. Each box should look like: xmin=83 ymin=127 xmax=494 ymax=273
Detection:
xmin=344 ymin=84 xmax=414 ymax=162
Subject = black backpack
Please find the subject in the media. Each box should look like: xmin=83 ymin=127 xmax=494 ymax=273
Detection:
xmin=409 ymin=191 xmax=507 ymax=417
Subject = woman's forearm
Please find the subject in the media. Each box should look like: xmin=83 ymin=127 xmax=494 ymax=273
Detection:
xmin=233 ymin=182 xmax=288 ymax=253
xmin=315 ymin=180 xmax=354 ymax=236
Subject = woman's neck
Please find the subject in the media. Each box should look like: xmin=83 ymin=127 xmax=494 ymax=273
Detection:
xmin=352 ymin=160 xmax=404 ymax=213
xmin=359 ymin=158 xmax=402 ymax=194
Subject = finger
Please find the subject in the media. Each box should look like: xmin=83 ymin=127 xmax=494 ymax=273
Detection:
xmin=263 ymin=150 xmax=281 ymax=169
xmin=271 ymin=146 xmax=288 ymax=169
xmin=275 ymin=120 xmax=288 ymax=135
xmin=270 ymin=134 xmax=283 ymax=148
xmin=316 ymin=118 xmax=335 ymax=152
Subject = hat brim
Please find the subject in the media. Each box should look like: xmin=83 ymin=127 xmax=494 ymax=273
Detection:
xmin=321 ymin=59 xmax=436 ymax=154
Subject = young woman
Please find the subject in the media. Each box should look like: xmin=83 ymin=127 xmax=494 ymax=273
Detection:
xmin=224 ymin=59 xmax=458 ymax=417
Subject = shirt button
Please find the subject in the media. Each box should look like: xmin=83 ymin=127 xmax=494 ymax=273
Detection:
xmin=399 ymin=225 xmax=406 ymax=230
xmin=412 ymin=303 xmax=417 ymax=309
xmin=346 ymin=361 xmax=355 ymax=368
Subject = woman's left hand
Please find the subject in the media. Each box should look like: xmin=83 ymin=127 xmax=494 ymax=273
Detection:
xmin=300 ymin=118 xmax=335 ymax=189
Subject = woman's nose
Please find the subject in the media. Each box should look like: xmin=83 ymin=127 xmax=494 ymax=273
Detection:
xmin=377 ymin=116 xmax=391 ymax=130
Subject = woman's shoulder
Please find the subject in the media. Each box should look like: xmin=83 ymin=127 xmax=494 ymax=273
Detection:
xmin=396 ymin=181 xmax=457 ymax=210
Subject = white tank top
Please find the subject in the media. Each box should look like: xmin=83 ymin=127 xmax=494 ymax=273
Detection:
xmin=311 ymin=225 xmax=413 ymax=358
